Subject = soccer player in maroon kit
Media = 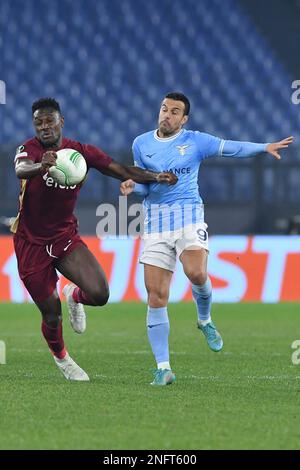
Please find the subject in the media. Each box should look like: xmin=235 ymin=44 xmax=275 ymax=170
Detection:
xmin=12 ymin=98 xmax=177 ymax=381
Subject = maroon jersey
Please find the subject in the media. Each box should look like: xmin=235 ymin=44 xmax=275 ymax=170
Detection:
xmin=12 ymin=137 xmax=113 ymax=244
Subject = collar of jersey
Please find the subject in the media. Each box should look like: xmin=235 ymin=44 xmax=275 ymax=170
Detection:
xmin=154 ymin=128 xmax=184 ymax=142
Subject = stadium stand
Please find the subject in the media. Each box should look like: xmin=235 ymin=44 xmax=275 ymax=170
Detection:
xmin=1 ymin=0 xmax=300 ymax=146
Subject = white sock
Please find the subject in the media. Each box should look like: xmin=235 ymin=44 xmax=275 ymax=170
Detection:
xmin=199 ymin=316 xmax=211 ymax=326
xmin=157 ymin=361 xmax=171 ymax=370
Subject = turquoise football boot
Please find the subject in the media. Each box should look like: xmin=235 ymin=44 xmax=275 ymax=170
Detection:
xmin=198 ymin=321 xmax=223 ymax=352
xmin=151 ymin=369 xmax=176 ymax=386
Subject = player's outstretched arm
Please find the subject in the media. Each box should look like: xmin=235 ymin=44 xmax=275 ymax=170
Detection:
xmin=221 ymin=136 xmax=294 ymax=160
xmin=265 ymin=136 xmax=294 ymax=160
xmin=101 ymin=161 xmax=178 ymax=185
xmin=15 ymin=151 xmax=57 ymax=179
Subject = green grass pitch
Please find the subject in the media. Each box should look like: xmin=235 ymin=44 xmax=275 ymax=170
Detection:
xmin=0 ymin=302 xmax=300 ymax=450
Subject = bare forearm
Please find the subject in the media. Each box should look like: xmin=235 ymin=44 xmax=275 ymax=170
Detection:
xmin=16 ymin=163 xmax=43 ymax=179
xmin=104 ymin=161 xmax=177 ymax=185
xmin=123 ymin=166 xmax=158 ymax=183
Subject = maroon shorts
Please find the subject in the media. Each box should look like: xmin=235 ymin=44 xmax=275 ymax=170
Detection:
xmin=14 ymin=233 xmax=87 ymax=303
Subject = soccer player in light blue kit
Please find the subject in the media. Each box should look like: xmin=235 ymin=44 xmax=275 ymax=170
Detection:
xmin=121 ymin=92 xmax=293 ymax=386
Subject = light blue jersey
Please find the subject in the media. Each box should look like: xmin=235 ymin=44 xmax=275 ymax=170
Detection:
xmin=133 ymin=128 xmax=268 ymax=233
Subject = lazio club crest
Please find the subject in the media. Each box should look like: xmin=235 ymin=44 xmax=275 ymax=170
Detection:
xmin=176 ymin=145 xmax=189 ymax=156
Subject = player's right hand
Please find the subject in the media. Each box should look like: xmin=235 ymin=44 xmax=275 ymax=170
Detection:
xmin=41 ymin=151 xmax=57 ymax=171
xmin=157 ymin=171 xmax=178 ymax=185
xmin=120 ymin=179 xmax=135 ymax=195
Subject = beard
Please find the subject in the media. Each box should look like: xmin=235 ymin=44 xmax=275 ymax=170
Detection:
xmin=159 ymin=124 xmax=176 ymax=137
xmin=39 ymin=135 xmax=61 ymax=148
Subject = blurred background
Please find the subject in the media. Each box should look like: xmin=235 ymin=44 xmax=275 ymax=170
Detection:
xmin=1 ymin=0 xmax=300 ymax=235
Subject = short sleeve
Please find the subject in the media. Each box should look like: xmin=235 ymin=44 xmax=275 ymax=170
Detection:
xmin=80 ymin=144 xmax=113 ymax=171
xmin=194 ymin=131 xmax=224 ymax=159
xmin=132 ymin=138 xmax=146 ymax=169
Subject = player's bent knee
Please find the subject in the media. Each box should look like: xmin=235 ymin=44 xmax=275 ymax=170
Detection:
xmin=187 ymin=271 xmax=207 ymax=286
xmin=89 ymin=286 xmax=110 ymax=306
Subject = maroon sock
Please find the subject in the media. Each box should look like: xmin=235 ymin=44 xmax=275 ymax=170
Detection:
xmin=72 ymin=287 xmax=96 ymax=306
xmin=41 ymin=321 xmax=67 ymax=359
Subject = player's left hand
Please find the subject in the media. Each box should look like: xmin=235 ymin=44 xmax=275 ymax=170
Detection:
xmin=156 ymin=171 xmax=178 ymax=185
xmin=266 ymin=136 xmax=294 ymax=160
xmin=120 ymin=179 xmax=135 ymax=196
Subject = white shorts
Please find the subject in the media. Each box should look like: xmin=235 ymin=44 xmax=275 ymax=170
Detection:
xmin=139 ymin=223 xmax=209 ymax=272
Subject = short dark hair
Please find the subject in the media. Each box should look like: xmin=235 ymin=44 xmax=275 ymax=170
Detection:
xmin=165 ymin=92 xmax=190 ymax=115
xmin=32 ymin=98 xmax=61 ymax=115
